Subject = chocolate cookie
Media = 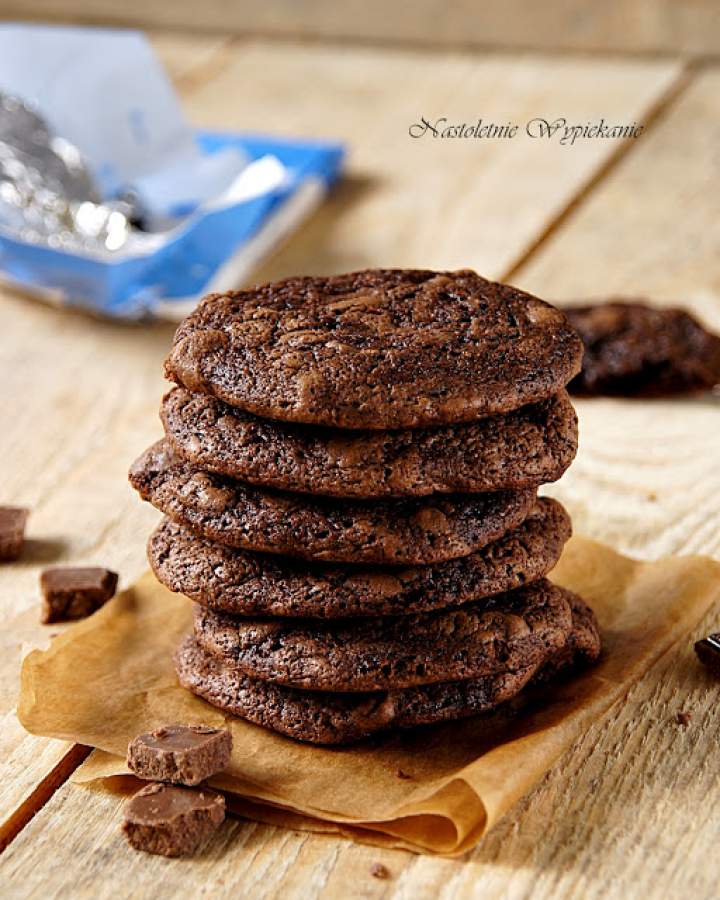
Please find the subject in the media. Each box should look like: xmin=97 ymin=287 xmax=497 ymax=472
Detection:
xmin=149 ymin=499 xmax=571 ymax=618
xmin=164 ymin=269 xmax=583 ymax=430
xmin=175 ymin=592 xmax=599 ymax=744
xmin=536 ymin=594 xmax=601 ymax=679
xmin=191 ymin=579 xmax=573 ymax=691
xmin=130 ymin=441 xmax=536 ymax=565
xmin=161 ymin=387 xmax=577 ymax=498
xmin=174 ymin=635 xmax=543 ymax=744
xmin=565 ymin=301 xmax=720 ymax=397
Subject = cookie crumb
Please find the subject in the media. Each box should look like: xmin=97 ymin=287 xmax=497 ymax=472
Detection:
xmin=396 ymin=768 xmax=412 ymax=780
xmin=370 ymin=863 xmax=390 ymax=880
xmin=695 ymin=634 xmax=720 ymax=677
xmin=674 ymin=711 xmax=691 ymax=728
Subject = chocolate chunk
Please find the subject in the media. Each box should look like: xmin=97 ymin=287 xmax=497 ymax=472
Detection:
xmin=674 ymin=711 xmax=691 ymax=728
xmin=695 ymin=634 xmax=720 ymax=676
xmin=370 ymin=863 xmax=390 ymax=879
xmin=127 ymin=724 xmax=232 ymax=786
xmin=40 ymin=566 xmax=118 ymax=624
xmin=0 ymin=506 xmax=28 ymax=562
xmin=122 ymin=783 xmax=225 ymax=857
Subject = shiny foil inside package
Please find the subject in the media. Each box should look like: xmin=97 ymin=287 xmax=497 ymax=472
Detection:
xmin=0 ymin=90 xmax=134 ymax=254
xmin=0 ymin=25 xmax=343 ymax=318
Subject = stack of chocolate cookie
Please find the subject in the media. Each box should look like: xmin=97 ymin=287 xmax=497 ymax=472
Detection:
xmin=130 ymin=269 xmax=601 ymax=745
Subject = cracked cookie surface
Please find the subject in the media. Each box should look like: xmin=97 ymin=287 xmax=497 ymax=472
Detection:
xmin=174 ymin=593 xmax=599 ymax=744
xmin=161 ymin=387 xmax=577 ymax=498
xmin=192 ymin=579 xmax=574 ymax=692
xmin=164 ymin=269 xmax=583 ymax=429
xmin=148 ymin=498 xmax=570 ymax=617
xmin=566 ymin=300 xmax=720 ymax=397
xmin=130 ymin=440 xmax=536 ymax=565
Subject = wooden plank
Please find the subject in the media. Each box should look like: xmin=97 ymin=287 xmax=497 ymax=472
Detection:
xmin=513 ymin=69 xmax=720 ymax=561
xmin=150 ymin=31 xmax=234 ymax=85
xmin=178 ymin=41 xmax=682 ymax=284
xmin=4 ymin=0 xmax=720 ymax=56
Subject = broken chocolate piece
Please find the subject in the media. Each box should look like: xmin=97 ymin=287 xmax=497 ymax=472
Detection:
xmin=122 ymin=783 xmax=225 ymax=857
xmin=694 ymin=634 xmax=720 ymax=677
xmin=40 ymin=566 xmax=118 ymax=624
xmin=127 ymin=724 xmax=232 ymax=786
xmin=0 ymin=506 xmax=28 ymax=562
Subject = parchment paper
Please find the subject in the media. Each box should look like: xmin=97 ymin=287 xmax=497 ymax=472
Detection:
xmin=18 ymin=535 xmax=720 ymax=855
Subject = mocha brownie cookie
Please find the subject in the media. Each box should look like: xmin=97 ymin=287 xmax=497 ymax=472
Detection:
xmin=565 ymin=301 xmax=720 ymax=397
xmin=149 ymin=499 xmax=571 ymax=618
xmin=130 ymin=441 xmax=536 ymax=565
xmin=192 ymin=579 xmax=574 ymax=691
xmin=174 ymin=635 xmax=545 ymax=744
xmin=161 ymin=387 xmax=578 ymax=498
xmin=536 ymin=595 xmax=601 ymax=679
xmin=164 ymin=269 xmax=583 ymax=430
xmin=175 ymin=591 xmax=600 ymax=744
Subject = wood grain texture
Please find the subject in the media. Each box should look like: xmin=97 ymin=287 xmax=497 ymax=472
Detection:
xmin=4 ymin=0 xmax=720 ymax=56
xmin=515 ymin=70 xmax=720 ymax=560
xmin=0 ymin=297 xmax=171 ymax=821
xmin=150 ymin=31 xmax=233 ymax=83
xmin=0 ymin=31 xmax=716 ymax=899
xmin=178 ymin=40 xmax=681 ymax=283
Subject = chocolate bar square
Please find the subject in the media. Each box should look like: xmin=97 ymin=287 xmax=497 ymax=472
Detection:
xmin=40 ymin=566 xmax=118 ymax=624
xmin=128 ymin=724 xmax=232 ymax=786
xmin=123 ymin=783 xmax=225 ymax=857
xmin=0 ymin=507 xmax=29 ymax=561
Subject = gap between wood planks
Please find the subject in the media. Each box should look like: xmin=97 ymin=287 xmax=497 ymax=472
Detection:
xmin=0 ymin=745 xmax=92 ymax=854
xmin=9 ymin=10 xmax=720 ymax=64
xmin=0 ymin=53 xmax=700 ymax=858
xmin=501 ymin=60 xmax=697 ymax=282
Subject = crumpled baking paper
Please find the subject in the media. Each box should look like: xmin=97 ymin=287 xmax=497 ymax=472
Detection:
xmin=18 ymin=535 xmax=720 ymax=855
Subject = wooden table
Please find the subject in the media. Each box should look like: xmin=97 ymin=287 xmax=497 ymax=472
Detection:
xmin=1 ymin=30 xmax=719 ymax=899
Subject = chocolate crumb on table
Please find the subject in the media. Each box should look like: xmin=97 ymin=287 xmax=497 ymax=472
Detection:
xmin=127 ymin=724 xmax=232 ymax=786
xmin=122 ymin=783 xmax=225 ymax=857
xmin=0 ymin=506 xmax=29 ymax=562
xmin=694 ymin=634 xmax=720 ymax=677
xmin=370 ymin=863 xmax=390 ymax=879
xmin=40 ymin=566 xmax=118 ymax=624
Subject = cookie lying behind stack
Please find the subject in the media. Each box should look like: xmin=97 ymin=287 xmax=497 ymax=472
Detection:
xmin=130 ymin=268 xmax=601 ymax=744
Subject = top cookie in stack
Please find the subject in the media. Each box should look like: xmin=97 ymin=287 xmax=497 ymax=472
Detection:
xmin=130 ymin=268 xmax=600 ymax=745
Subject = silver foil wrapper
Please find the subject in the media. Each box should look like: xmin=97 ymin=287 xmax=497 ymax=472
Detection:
xmin=0 ymin=90 xmax=136 ymax=254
